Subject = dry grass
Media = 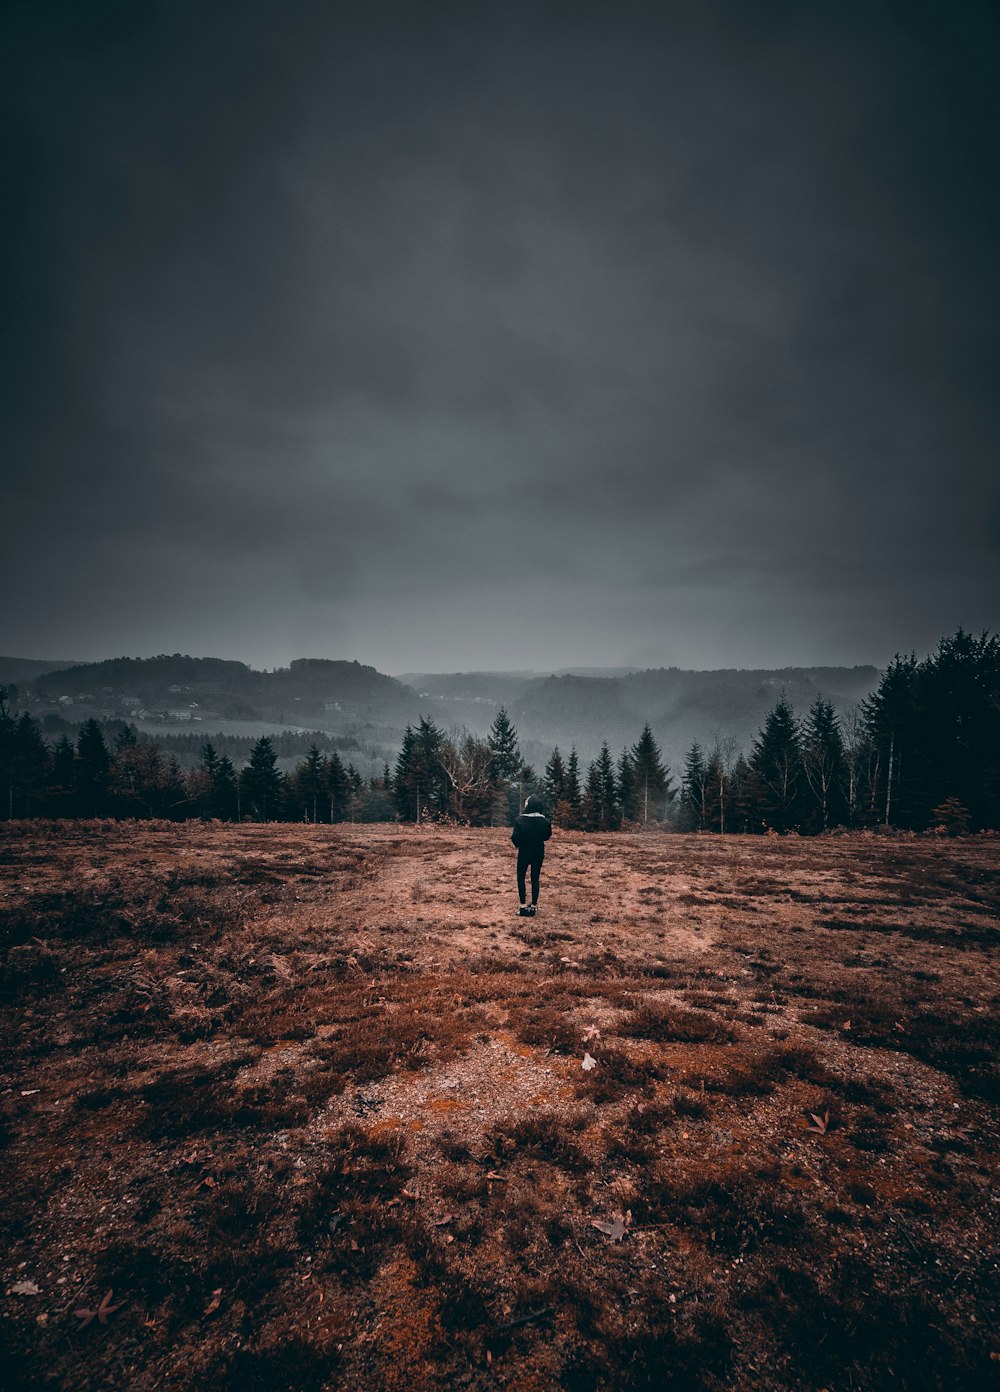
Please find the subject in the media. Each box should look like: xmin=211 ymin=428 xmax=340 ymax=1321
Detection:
xmin=1 ymin=821 xmax=998 ymax=1390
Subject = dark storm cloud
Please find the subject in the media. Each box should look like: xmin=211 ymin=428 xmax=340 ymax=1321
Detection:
xmin=2 ymin=0 xmax=997 ymax=671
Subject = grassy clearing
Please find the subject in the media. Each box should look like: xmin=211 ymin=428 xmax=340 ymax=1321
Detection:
xmin=1 ymin=822 xmax=998 ymax=1390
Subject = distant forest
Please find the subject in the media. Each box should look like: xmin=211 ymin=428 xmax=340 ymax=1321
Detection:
xmin=1 ymin=630 xmax=996 ymax=833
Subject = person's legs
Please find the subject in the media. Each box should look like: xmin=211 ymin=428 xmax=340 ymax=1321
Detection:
xmin=516 ymin=848 xmax=529 ymax=906
xmin=530 ymin=852 xmax=543 ymax=906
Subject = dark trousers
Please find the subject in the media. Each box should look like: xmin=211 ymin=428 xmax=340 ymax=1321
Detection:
xmin=517 ymin=848 xmax=544 ymax=905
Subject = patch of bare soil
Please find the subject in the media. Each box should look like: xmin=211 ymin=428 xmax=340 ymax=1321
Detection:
xmin=1 ymin=822 xmax=998 ymax=1391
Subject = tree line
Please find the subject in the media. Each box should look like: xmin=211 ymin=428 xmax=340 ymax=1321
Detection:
xmin=678 ymin=629 xmax=999 ymax=834
xmin=1 ymin=630 xmax=996 ymax=832
xmin=0 ymin=710 xmax=380 ymax=824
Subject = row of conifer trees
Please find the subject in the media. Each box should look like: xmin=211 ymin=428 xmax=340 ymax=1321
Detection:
xmin=679 ymin=629 xmax=999 ymax=834
xmin=1 ymin=629 xmax=996 ymax=831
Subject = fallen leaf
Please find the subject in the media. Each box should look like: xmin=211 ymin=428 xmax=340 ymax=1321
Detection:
xmin=583 ymin=1025 xmax=601 ymax=1042
xmin=10 ymin=1280 xmax=41 ymax=1297
xmin=402 ymin=1187 xmax=420 ymax=1202
xmin=581 ymin=1053 xmax=598 ymax=1072
xmin=592 ymin=1214 xmax=630 ymax=1241
xmin=20 ymin=1089 xmax=40 ymax=1096
xmin=842 ymin=1020 xmax=852 ymax=1031
xmin=432 ymin=1214 xmax=453 ymax=1227
xmin=806 ymin=1111 xmax=830 ymax=1134
xmin=485 ymin=1170 xmax=505 ymax=1182
xmin=203 ymin=1289 xmax=223 ymax=1317
xmin=328 ymin=1213 xmax=344 ymax=1233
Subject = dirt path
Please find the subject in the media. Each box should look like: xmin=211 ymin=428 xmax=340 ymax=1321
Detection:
xmin=326 ymin=825 xmax=718 ymax=968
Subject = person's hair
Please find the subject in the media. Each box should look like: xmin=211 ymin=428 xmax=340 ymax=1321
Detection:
xmin=524 ymin=794 xmax=546 ymax=813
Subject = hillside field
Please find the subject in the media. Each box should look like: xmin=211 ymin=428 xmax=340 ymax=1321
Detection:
xmin=1 ymin=823 xmax=998 ymax=1391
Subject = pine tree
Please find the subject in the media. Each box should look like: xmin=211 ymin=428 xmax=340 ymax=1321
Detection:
xmin=487 ymin=707 xmax=522 ymax=784
xmin=801 ymin=696 xmax=847 ymax=832
xmin=598 ymin=742 xmax=620 ymax=828
xmin=544 ymin=746 xmax=567 ymax=807
xmin=46 ymin=735 xmax=77 ymax=815
xmin=394 ymin=716 xmax=448 ymax=821
xmin=188 ymin=741 xmax=220 ymax=820
xmin=560 ymin=746 xmax=583 ymax=829
xmin=240 ymin=736 xmax=283 ymax=821
xmin=157 ymin=754 xmax=189 ymax=819
xmin=345 ymin=763 xmax=365 ymax=820
xmin=582 ymin=742 xmax=619 ymax=830
xmin=212 ymin=754 xmax=239 ymax=821
xmin=630 ymin=723 xmax=671 ymax=822
xmin=617 ymin=747 xmax=636 ymax=822
xmin=862 ymin=655 xmax=919 ymax=827
xmin=913 ymin=629 xmax=1000 ymax=831
xmin=111 ymin=739 xmax=165 ymax=817
xmin=327 ymin=750 xmax=349 ymax=822
xmin=750 ymin=697 xmax=803 ymax=832
xmin=295 ymin=744 xmax=327 ymax=823
xmin=703 ymin=748 xmax=724 ymax=832
xmin=561 ymin=746 xmax=580 ymax=803
xmin=8 ymin=712 xmax=49 ymax=818
xmin=728 ymin=754 xmax=753 ymax=834
xmin=75 ymin=719 xmax=110 ymax=817
xmin=680 ymin=742 xmax=707 ymax=831
xmin=582 ymin=759 xmax=604 ymax=831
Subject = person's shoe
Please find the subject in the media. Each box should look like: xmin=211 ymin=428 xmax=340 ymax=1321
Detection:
xmin=518 ymin=905 xmax=530 ymax=917
xmin=528 ymin=904 xmax=537 ymax=916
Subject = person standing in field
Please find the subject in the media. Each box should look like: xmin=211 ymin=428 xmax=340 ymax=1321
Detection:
xmin=511 ymin=794 xmax=552 ymax=917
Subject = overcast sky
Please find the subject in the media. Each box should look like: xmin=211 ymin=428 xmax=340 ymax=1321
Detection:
xmin=2 ymin=0 xmax=997 ymax=674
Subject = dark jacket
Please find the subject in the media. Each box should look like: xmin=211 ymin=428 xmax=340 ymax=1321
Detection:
xmin=511 ymin=811 xmax=552 ymax=853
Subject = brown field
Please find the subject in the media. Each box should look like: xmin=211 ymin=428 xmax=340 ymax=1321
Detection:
xmin=1 ymin=822 xmax=999 ymax=1391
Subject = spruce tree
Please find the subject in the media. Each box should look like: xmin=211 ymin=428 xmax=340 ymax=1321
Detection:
xmin=394 ymin=716 xmax=448 ymax=821
xmin=544 ymin=746 xmax=567 ymax=807
xmin=617 ymin=747 xmax=636 ymax=822
xmin=565 ymin=747 xmax=582 ymax=808
xmin=680 ymin=742 xmax=707 ymax=831
xmin=582 ymin=759 xmax=604 ymax=831
xmin=327 ymin=750 xmax=349 ymax=822
xmin=862 ymin=655 xmax=919 ymax=827
xmin=487 ymin=707 xmax=522 ymax=783
xmin=345 ymin=763 xmax=365 ymax=820
xmin=212 ymin=754 xmax=239 ymax=820
xmin=240 ymin=736 xmax=283 ymax=821
xmin=8 ymin=712 xmax=49 ymax=818
xmin=295 ymin=744 xmax=327 ymax=823
xmin=75 ymin=719 xmax=110 ymax=817
xmin=703 ymin=748 xmax=723 ymax=832
xmin=801 ymin=696 xmax=847 ymax=832
xmin=601 ymin=742 xmax=620 ymax=828
xmin=46 ymin=735 xmax=77 ymax=815
xmin=728 ymin=754 xmax=753 ymax=834
xmin=750 ymin=697 xmax=803 ymax=832
xmin=913 ymin=629 xmax=1000 ymax=830
xmin=630 ymin=723 xmax=671 ymax=822
xmin=582 ymin=742 xmax=619 ymax=830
